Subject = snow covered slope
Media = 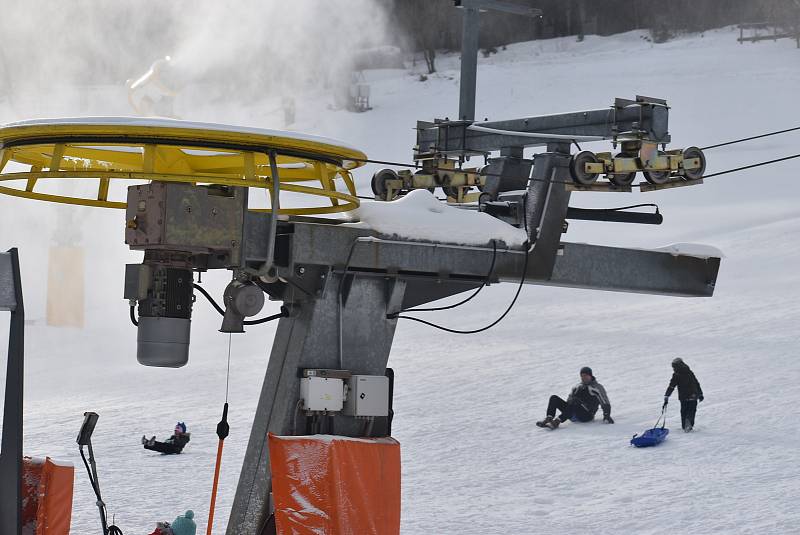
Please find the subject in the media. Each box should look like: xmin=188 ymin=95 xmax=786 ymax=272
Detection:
xmin=2 ymin=27 xmax=800 ymax=534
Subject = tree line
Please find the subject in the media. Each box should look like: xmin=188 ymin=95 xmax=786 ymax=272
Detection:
xmin=387 ymin=0 xmax=800 ymax=72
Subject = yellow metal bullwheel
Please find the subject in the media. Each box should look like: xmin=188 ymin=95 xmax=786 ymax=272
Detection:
xmin=0 ymin=118 xmax=366 ymax=215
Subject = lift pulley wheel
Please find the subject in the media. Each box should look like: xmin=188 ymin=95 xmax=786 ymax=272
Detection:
xmin=371 ymin=168 xmax=401 ymax=201
xmin=642 ymin=151 xmax=671 ymax=185
xmin=0 ymin=118 xmax=366 ymax=215
xmin=609 ymin=153 xmax=637 ymax=187
xmin=569 ymin=151 xmax=601 ymax=185
xmin=682 ymin=146 xmax=706 ymax=181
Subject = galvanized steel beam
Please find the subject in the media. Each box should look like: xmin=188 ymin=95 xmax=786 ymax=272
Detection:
xmin=227 ymin=276 xmax=404 ymax=534
xmin=0 ymin=248 xmax=24 ymax=535
xmin=0 ymin=252 xmax=16 ymax=312
xmin=416 ymin=97 xmax=671 ymax=156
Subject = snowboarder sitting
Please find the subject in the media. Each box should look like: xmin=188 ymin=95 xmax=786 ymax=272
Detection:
xmin=536 ymin=367 xmax=613 ymax=429
xmin=664 ymin=357 xmax=703 ymax=432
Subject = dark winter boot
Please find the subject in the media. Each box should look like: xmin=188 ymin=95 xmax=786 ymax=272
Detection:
xmin=536 ymin=416 xmax=553 ymax=428
xmin=683 ymin=419 xmax=693 ymax=432
xmin=546 ymin=417 xmax=561 ymax=429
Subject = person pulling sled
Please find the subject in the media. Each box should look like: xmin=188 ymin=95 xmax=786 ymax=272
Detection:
xmin=536 ymin=367 xmax=613 ymax=429
xmin=663 ymin=358 xmax=703 ymax=432
xmin=142 ymin=421 xmax=191 ymax=454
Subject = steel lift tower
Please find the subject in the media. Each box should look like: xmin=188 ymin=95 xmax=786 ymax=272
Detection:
xmin=0 ymin=8 xmax=720 ymax=530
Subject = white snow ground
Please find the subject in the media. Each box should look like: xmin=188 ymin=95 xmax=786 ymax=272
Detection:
xmin=1 ymin=27 xmax=800 ymax=534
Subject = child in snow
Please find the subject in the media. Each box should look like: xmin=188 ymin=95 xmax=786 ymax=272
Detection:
xmin=536 ymin=366 xmax=613 ymax=429
xmin=664 ymin=357 xmax=703 ymax=432
xmin=169 ymin=422 xmax=187 ymax=441
xmin=147 ymin=511 xmax=195 ymax=535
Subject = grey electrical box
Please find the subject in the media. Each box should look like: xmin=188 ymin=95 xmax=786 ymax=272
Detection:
xmin=300 ymin=377 xmax=345 ymax=412
xmin=123 ymin=263 xmax=152 ymax=300
xmin=343 ymin=375 xmax=389 ymax=417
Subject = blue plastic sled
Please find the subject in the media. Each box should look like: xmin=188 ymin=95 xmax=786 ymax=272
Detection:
xmin=630 ymin=427 xmax=669 ymax=447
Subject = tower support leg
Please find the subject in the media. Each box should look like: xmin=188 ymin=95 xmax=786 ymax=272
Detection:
xmin=227 ymin=275 xmax=406 ymax=534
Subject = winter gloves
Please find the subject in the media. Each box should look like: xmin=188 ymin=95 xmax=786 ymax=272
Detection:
xmin=663 ymin=396 xmax=669 ymax=408
xmin=603 ymin=414 xmax=614 ymax=424
xmin=698 ymin=395 xmax=704 ymax=402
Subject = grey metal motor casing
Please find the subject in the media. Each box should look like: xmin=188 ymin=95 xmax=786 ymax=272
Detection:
xmin=125 ymin=182 xmax=246 ymax=268
xmin=227 ymin=281 xmax=265 ymax=317
xmin=137 ymin=316 xmax=191 ymax=368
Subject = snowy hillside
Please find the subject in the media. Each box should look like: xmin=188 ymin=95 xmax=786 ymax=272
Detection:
xmin=2 ymin=27 xmax=800 ymax=534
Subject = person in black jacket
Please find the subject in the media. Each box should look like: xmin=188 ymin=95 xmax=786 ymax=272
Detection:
xmin=664 ymin=358 xmax=703 ymax=432
xmin=536 ymin=367 xmax=613 ymax=429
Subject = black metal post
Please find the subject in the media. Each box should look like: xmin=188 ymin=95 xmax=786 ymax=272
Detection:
xmin=87 ymin=441 xmax=109 ymax=535
xmin=0 ymin=248 xmax=24 ymax=535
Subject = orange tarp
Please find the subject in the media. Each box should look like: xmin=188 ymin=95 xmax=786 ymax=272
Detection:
xmin=22 ymin=456 xmax=75 ymax=535
xmin=269 ymin=434 xmax=401 ymax=535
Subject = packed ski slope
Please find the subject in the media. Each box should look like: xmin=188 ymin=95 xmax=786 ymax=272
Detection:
xmin=2 ymin=27 xmax=800 ymax=534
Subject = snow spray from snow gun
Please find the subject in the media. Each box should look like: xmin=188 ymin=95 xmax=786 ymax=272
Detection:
xmin=77 ymin=412 xmax=124 ymax=535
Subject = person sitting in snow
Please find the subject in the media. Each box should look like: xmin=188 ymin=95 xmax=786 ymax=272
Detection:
xmin=536 ymin=367 xmax=613 ymax=429
xmin=663 ymin=357 xmax=703 ymax=432
xmin=167 ymin=422 xmax=187 ymax=444
xmin=141 ymin=422 xmax=189 ymax=450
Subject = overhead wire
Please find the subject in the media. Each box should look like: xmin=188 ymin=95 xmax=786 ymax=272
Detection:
xmin=700 ymin=125 xmax=800 ymax=151
xmin=393 ymin=244 xmax=530 ymax=334
xmin=700 ymin=153 xmax=800 ymax=179
xmin=391 ymin=239 xmax=498 ymax=316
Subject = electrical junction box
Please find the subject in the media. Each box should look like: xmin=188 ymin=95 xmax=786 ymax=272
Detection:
xmin=343 ymin=375 xmax=390 ymax=417
xmin=300 ymin=377 xmax=344 ymax=412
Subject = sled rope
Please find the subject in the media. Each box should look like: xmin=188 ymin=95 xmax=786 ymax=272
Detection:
xmin=207 ymin=335 xmax=233 ymax=535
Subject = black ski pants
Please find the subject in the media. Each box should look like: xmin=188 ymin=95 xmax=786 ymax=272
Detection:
xmin=547 ymin=395 xmax=593 ymax=422
xmin=680 ymin=399 xmax=698 ymax=429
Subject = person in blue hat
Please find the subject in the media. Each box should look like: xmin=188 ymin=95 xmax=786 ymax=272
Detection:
xmin=170 ymin=510 xmax=196 ymax=535
xmin=536 ymin=367 xmax=613 ymax=429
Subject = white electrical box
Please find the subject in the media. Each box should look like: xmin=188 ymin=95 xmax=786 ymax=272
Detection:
xmin=300 ymin=377 xmax=344 ymax=412
xmin=343 ymin=375 xmax=389 ymax=417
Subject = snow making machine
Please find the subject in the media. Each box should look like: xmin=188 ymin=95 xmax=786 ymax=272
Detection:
xmin=0 ymin=106 xmax=721 ymax=534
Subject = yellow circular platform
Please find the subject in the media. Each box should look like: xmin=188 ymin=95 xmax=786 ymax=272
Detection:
xmin=0 ymin=117 xmax=366 ymax=215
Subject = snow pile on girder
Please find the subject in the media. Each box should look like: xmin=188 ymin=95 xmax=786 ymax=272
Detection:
xmin=655 ymin=243 xmax=725 ymax=259
xmin=347 ymin=189 xmax=528 ymax=247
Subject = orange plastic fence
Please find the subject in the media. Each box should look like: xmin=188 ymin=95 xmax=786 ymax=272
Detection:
xmin=269 ymin=434 xmax=401 ymax=535
xmin=22 ymin=456 xmax=75 ymax=535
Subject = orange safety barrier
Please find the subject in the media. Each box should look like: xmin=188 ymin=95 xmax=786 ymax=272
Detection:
xmin=269 ymin=434 xmax=401 ymax=535
xmin=22 ymin=456 xmax=75 ymax=535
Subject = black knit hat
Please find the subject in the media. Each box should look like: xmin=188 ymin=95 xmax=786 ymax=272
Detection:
xmin=580 ymin=366 xmax=593 ymax=377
